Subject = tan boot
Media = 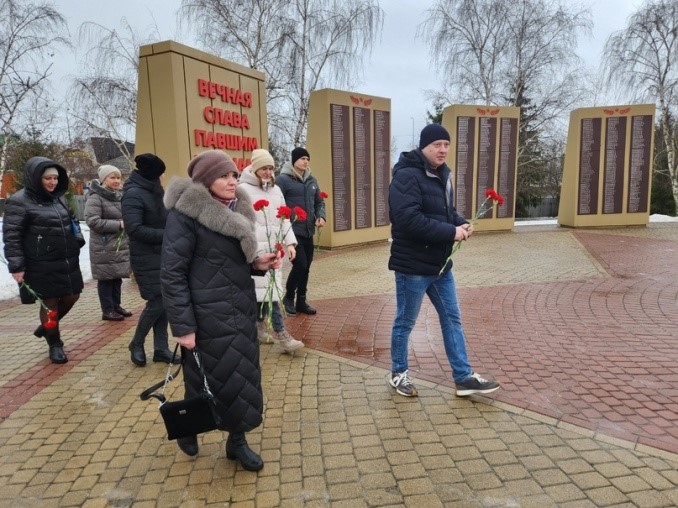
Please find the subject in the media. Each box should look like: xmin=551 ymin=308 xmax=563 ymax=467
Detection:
xmin=257 ymin=321 xmax=271 ymax=343
xmin=274 ymin=329 xmax=304 ymax=354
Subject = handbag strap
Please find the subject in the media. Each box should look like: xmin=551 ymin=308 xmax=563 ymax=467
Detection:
xmin=139 ymin=344 xmax=182 ymax=403
xmin=191 ymin=348 xmax=215 ymax=398
xmin=139 ymin=344 xmax=214 ymax=404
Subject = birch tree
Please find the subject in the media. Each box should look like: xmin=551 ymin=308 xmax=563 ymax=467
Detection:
xmin=69 ymin=19 xmax=159 ymax=164
xmin=181 ymin=0 xmax=383 ymax=153
xmin=421 ymin=0 xmax=591 ymax=213
xmin=602 ymin=0 xmax=678 ymax=209
xmin=0 ymin=0 xmax=68 ymax=193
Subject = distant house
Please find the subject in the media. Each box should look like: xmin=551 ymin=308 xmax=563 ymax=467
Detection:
xmin=87 ymin=137 xmax=135 ymax=175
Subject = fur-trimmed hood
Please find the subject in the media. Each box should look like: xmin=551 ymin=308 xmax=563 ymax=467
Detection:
xmin=163 ymin=177 xmax=258 ymax=262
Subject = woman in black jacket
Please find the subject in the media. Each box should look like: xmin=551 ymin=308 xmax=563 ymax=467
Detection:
xmin=2 ymin=157 xmax=84 ymax=364
xmin=161 ymin=150 xmax=280 ymax=469
xmin=121 ymin=154 xmax=173 ymax=366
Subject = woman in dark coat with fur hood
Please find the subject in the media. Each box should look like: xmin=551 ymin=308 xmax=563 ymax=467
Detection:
xmin=2 ymin=156 xmax=84 ymax=364
xmin=161 ymin=150 xmax=281 ymax=469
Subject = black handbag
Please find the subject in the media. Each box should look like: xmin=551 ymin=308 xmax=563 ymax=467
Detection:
xmin=140 ymin=345 xmax=221 ymax=440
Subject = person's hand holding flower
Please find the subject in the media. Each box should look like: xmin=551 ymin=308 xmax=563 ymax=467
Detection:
xmin=439 ymin=188 xmax=504 ymax=275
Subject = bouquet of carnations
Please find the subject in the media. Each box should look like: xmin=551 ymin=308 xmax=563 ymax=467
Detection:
xmin=253 ymin=200 xmax=307 ymax=330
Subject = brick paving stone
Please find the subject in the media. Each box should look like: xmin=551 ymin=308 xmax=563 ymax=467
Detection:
xmin=0 ymin=225 xmax=677 ymax=505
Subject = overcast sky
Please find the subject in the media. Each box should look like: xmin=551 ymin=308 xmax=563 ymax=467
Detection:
xmin=48 ymin=0 xmax=642 ymax=154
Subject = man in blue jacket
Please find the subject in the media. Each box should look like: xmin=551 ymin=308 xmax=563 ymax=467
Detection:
xmin=388 ymin=124 xmax=500 ymax=398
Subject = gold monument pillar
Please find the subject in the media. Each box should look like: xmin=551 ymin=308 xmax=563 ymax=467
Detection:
xmin=306 ymin=88 xmax=392 ymax=249
xmin=558 ymin=105 xmax=655 ymax=227
xmin=442 ymin=105 xmax=520 ymax=231
xmin=135 ymin=40 xmax=268 ymax=179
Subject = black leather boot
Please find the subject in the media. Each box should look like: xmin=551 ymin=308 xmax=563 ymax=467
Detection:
xmin=152 ymin=349 xmax=174 ymax=363
xmin=45 ymin=335 xmax=67 ymax=364
xmin=226 ymin=432 xmax=263 ymax=471
xmin=177 ymin=435 xmax=198 ymax=456
xmin=129 ymin=343 xmax=146 ymax=367
xmin=282 ymin=292 xmax=296 ymax=315
xmin=295 ymin=296 xmax=317 ymax=315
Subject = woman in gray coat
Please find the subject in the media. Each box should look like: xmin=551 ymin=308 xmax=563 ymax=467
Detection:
xmin=84 ymin=165 xmax=132 ymax=320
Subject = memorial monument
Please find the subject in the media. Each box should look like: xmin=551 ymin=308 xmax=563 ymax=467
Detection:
xmin=306 ymin=88 xmax=391 ymax=249
xmin=135 ymin=41 xmax=268 ymax=178
xmin=558 ymin=104 xmax=655 ymax=227
xmin=442 ymin=105 xmax=520 ymax=231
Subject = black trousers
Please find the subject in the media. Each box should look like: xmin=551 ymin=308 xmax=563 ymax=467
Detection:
xmin=285 ymin=236 xmax=314 ymax=299
xmin=97 ymin=278 xmax=122 ymax=313
xmin=130 ymin=296 xmax=169 ymax=352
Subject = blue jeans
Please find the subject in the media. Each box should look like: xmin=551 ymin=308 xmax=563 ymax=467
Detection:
xmin=390 ymin=271 xmax=473 ymax=383
xmin=259 ymin=301 xmax=284 ymax=332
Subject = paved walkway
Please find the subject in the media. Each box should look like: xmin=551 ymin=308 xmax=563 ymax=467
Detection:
xmin=0 ymin=223 xmax=676 ymax=506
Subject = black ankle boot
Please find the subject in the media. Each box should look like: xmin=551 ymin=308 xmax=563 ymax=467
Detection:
xmin=295 ymin=298 xmax=317 ymax=315
xmin=129 ymin=343 xmax=146 ymax=366
xmin=45 ymin=336 xmax=67 ymax=364
xmin=177 ymin=435 xmax=198 ymax=456
xmin=282 ymin=293 xmax=296 ymax=315
xmin=152 ymin=349 xmax=174 ymax=363
xmin=226 ymin=432 xmax=263 ymax=471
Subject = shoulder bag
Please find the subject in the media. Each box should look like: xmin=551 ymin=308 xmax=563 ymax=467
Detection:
xmin=140 ymin=344 xmax=222 ymax=440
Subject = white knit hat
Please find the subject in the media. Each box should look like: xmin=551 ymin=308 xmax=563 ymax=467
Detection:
xmin=251 ymin=149 xmax=275 ymax=173
xmin=98 ymin=165 xmax=121 ymax=182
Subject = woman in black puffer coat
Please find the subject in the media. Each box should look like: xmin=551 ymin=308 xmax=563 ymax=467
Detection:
xmin=121 ymin=154 xmax=172 ymax=367
xmin=2 ymin=156 xmax=84 ymax=364
xmin=161 ymin=150 xmax=280 ymax=470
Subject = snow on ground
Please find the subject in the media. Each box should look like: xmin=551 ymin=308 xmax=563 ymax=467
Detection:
xmin=1 ymin=215 xmax=677 ymax=302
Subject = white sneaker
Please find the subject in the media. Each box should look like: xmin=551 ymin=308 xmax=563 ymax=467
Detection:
xmin=275 ymin=330 xmax=304 ymax=353
xmin=257 ymin=321 xmax=270 ymax=343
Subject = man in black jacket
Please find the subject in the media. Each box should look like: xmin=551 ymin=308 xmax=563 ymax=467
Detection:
xmin=276 ymin=147 xmax=326 ymax=315
xmin=121 ymin=153 xmax=172 ymax=366
xmin=387 ymin=124 xmax=500 ymax=398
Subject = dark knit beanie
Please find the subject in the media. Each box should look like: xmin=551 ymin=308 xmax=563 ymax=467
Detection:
xmin=187 ymin=150 xmax=238 ymax=188
xmin=419 ymin=124 xmax=451 ymax=149
xmin=134 ymin=153 xmax=166 ymax=180
xmin=291 ymin=147 xmax=310 ymax=165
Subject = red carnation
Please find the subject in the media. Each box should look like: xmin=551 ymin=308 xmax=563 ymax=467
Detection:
xmin=276 ymin=206 xmax=292 ymax=219
xmin=47 ymin=310 xmax=58 ymax=319
xmin=319 ymin=191 xmax=329 ymax=199
xmin=253 ymin=199 xmax=269 ymax=211
xmin=275 ymin=242 xmax=285 ymax=257
xmin=294 ymin=206 xmax=307 ymax=221
xmin=44 ymin=320 xmax=58 ymax=329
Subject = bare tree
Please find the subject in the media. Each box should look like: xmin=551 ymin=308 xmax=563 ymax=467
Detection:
xmin=602 ymin=0 xmax=678 ymax=208
xmin=181 ymin=0 xmax=383 ymax=151
xmin=422 ymin=0 xmax=590 ymax=137
xmin=0 ymin=0 xmax=68 ymax=193
xmin=421 ymin=0 xmax=591 ymax=216
xmin=69 ymin=19 xmax=159 ymax=164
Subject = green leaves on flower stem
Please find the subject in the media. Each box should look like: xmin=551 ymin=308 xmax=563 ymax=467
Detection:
xmin=1 ymin=255 xmax=53 ymax=315
xmin=114 ymin=230 xmax=126 ymax=253
xmin=437 ymin=191 xmax=503 ymax=276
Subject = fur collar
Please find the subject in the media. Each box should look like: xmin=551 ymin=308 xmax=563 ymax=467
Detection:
xmin=164 ymin=177 xmax=258 ymax=262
